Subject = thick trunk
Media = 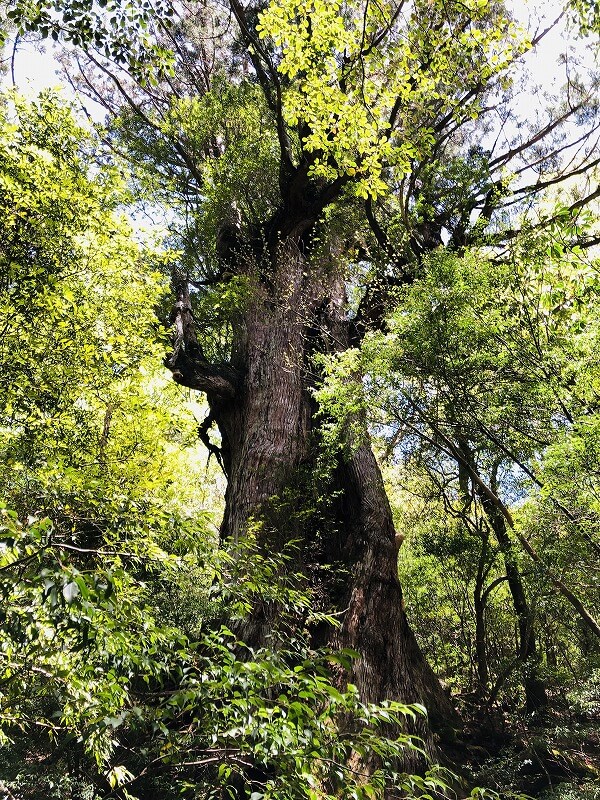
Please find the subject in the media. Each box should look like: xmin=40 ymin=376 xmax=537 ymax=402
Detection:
xmin=218 ymin=250 xmax=310 ymax=546
xmin=220 ymin=385 xmax=456 ymax=759
xmin=170 ymin=228 xmax=457 ymax=771
xmin=221 ymin=389 xmax=456 ymax=751
xmin=334 ymin=442 xmax=457 ymax=746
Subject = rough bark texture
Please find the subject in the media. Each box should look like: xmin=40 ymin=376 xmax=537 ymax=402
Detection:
xmin=218 ymin=247 xmax=310 ymax=545
xmin=334 ymin=443 xmax=457 ymax=745
xmin=167 ymin=198 xmax=458 ymax=771
xmin=473 ymin=533 xmax=490 ymax=693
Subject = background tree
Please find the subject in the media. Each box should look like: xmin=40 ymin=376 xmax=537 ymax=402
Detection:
xmin=322 ymin=222 xmax=600 ymax=718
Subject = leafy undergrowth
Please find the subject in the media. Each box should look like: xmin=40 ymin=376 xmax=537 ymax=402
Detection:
xmin=458 ymin=689 xmax=600 ymax=799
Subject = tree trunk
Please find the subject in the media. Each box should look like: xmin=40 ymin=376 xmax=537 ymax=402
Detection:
xmin=170 ymin=227 xmax=457 ymax=767
xmin=480 ymin=481 xmax=547 ymax=714
xmin=452 ymin=443 xmax=547 ymax=715
xmin=217 ymin=243 xmax=310 ymax=547
xmin=333 ymin=442 xmax=457 ymax=746
xmin=473 ymin=534 xmax=490 ymax=695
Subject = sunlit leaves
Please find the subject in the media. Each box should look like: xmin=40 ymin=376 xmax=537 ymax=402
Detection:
xmin=570 ymin=0 xmax=600 ymax=36
xmin=257 ymin=0 xmax=528 ymax=197
xmin=0 ymin=96 xmax=218 ymax=777
xmin=0 ymin=511 xmax=453 ymax=798
xmin=0 ymin=93 xmax=197 ymax=531
xmin=0 ymin=507 xmax=191 ymax=768
xmin=0 ymin=90 xmax=459 ymax=800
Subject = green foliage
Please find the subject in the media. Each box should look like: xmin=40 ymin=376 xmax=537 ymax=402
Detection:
xmin=541 ymin=786 xmax=600 ymax=800
xmin=317 ymin=220 xmax=600 ymax=716
xmin=0 ymin=90 xmax=162 ymax=424
xmin=570 ymin=0 xmax=600 ymax=36
xmin=385 ymin=471 xmax=513 ymax=690
xmin=0 ymin=510 xmax=459 ymax=799
xmin=2 ymin=0 xmax=175 ymax=79
xmin=115 ymin=76 xmax=281 ymax=234
xmin=0 ymin=0 xmax=598 ymax=793
xmin=566 ymin=669 xmax=600 ymax=718
xmin=0 ymin=91 xmax=219 ymax=789
xmin=0 ymin=508 xmax=189 ymax=768
xmin=257 ymin=0 xmax=528 ymax=197
xmin=0 ymin=88 xmax=469 ymax=800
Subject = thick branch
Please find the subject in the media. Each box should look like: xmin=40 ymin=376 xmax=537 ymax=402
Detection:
xmin=165 ymin=278 xmax=238 ymax=400
xmin=228 ymin=0 xmax=295 ymax=180
xmin=490 ymin=183 xmax=600 ymax=245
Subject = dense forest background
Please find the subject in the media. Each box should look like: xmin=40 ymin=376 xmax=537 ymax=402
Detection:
xmin=0 ymin=0 xmax=599 ymax=798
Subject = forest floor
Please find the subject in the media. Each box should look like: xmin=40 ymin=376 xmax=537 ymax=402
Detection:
xmin=456 ymin=698 xmax=600 ymax=799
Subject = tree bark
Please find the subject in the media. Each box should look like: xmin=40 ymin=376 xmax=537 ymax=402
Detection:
xmin=473 ymin=532 xmax=490 ymax=694
xmin=217 ymin=243 xmax=310 ymax=547
xmin=168 ymin=226 xmax=458 ymax=767
xmin=334 ymin=442 xmax=457 ymax=745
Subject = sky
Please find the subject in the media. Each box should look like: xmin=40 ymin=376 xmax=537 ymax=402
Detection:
xmin=5 ymin=40 xmax=108 ymax=120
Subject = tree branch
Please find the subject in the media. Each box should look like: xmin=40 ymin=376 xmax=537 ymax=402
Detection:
xmin=166 ymin=276 xmax=238 ymax=399
xmin=399 ymin=395 xmax=600 ymax=640
xmin=228 ymin=0 xmax=295 ymax=180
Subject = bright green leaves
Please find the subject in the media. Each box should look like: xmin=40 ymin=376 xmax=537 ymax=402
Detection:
xmin=2 ymin=89 xmax=453 ymax=799
xmin=0 ymin=92 xmax=212 ymax=781
xmin=260 ymin=0 xmax=355 ymax=79
xmin=0 ymin=93 xmax=181 ymax=519
xmin=102 ymin=540 xmax=446 ymax=800
xmin=257 ymin=0 xmax=528 ymax=198
xmin=0 ymin=507 xmax=192 ymax=770
xmin=161 ymin=79 xmax=280 ymax=230
xmin=364 ymin=232 xmax=599 ymax=466
xmin=257 ymin=0 xmax=395 ymax=195
xmin=0 ymin=516 xmax=450 ymax=798
xmin=570 ymin=0 xmax=600 ymax=36
xmin=258 ymin=0 xmax=392 ymax=195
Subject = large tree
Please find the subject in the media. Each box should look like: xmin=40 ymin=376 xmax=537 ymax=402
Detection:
xmin=0 ymin=91 xmax=453 ymax=799
xmin=6 ymin=0 xmax=600 ymax=761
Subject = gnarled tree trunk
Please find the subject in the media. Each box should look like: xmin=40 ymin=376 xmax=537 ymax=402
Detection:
xmin=168 ymin=216 xmax=457 ymax=770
